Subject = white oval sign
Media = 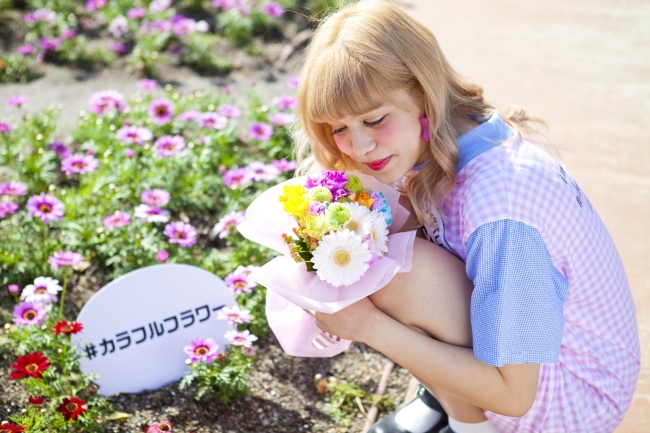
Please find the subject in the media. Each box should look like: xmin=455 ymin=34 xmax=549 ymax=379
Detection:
xmin=71 ymin=264 xmax=236 ymax=396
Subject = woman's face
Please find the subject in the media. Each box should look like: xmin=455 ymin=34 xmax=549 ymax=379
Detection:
xmin=327 ymin=88 xmax=429 ymax=185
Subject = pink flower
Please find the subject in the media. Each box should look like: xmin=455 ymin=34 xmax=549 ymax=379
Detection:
xmin=286 ymin=75 xmax=300 ymax=88
xmin=274 ymin=95 xmax=297 ymax=111
xmin=223 ymin=167 xmax=254 ymax=189
xmin=48 ymin=250 xmax=83 ymax=269
xmin=156 ymin=250 xmax=169 ymax=263
xmin=86 ymin=0 xmax=107 ymax=11
xmin=60 ymin=29 xmax=76 ymax=39
xmin=146 ymin=421 xmax=173 ymax=433
xmin=13 ymin=302 xmax=47 ymax=326
xmin=88 ymin=90 xmax=127 ymax=115
xmin=61 ymin=153 xmax=99 ymax=175
xmin=268 ymin=112 xmax=295 ymax=126
xmin=178 ymin=110 xmax=201 ymax=122
xmin=134 ymin=204 xmax=170 ymax=223
xmin=6 ymin=95 xmax=28 ymax=107
xmin=248 ymin=122 xmax=273 ymax=141
xmin=225 ymin=330 xmax=257 ymax=348
xmin=17 ymin=44 xmax=35 ymax=55
xmin=148 ymin=98 xmax=175 ymax=125
xmin=24 ymin=9 xmax=56 ymax=23
xmin=271 ymin=159 xmax=296 ymax=173
xmin=224 ymin=266 xmax=258 ymax=294
xmin=115 ymin=126 xmax=153 ymax=145
xmin=0 ymin=123 xmax=11 ymax=133
xmin=183 ymin=337 xmax=219 ymax=363
xmin=247 ymin=161 xmax=279 ymax=183
xmin=164 ymin=221 xmax=197 ymax=248
xmin=49 ymin=141 xmax=70 ymax=158
xmin=125 ymin=148 xmax=135 ymax=158
xmin=26 ymin=193 xmax=64 ymax=224
xmin=103 ymin=211 xmax=131 ymax=228
xmin=21 ymin=277 xmax=62 ymax=304
xmin=212 ymin=0 xmax=235 ymax=9
xmin=149 ymin=0 xmax=171 ymax=13
xmin=8 ymin=284 xmax=20 ymax=294
xmin=1 ymin=181 xmax=28 ymax=196
xmin=217 ymin=104 xmax=242 ymax=119
xmin=138 ymin=79 xmax=157 ymax=90
xmin=141 ymin=189 xmax=170 ymax=206
xmin=212 ymin=211 xmax=245 ymax=239
xmin=172 ymin=17 xmax=197 ymax=36
xmin=0 ymin=201 xmax=19 ymax=218
xmin=154 ymin=135 xmax=186 ymax=157
xmin=39 ymin=37 xmax=61 ymax=51
xmin=262 ymin=2 xmax=283 ymax=18
xmin=128 ymin=7 xmax=147 ymax=19
xmin=108 ymin=16 xmax=129 ymax=38
xmin=198 ymin=112 xmax=227 ymax=130
xmin=216 ymin=305 xmax=252 ymax=324
xmin=108 ymin=41 xmax=127 ymax=53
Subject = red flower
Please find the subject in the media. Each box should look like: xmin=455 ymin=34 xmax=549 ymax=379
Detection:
xmin=53 ymin=320 xmax=83 ymax=336
xmin=56 ymin=396 xmax=87 ymax=421
xmin=28 ymin=395 xmax=44 ymax=405
xmin=0 ymin=423 xmax=25 ymax=433
xmin=10 ymin=352 xmax=50 ymax=380
xmin=146 ymin=421 xmax=173 ymax=432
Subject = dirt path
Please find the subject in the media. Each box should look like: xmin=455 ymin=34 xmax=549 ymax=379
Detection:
xmin=400 ymin=0 xmax=650 ymax=431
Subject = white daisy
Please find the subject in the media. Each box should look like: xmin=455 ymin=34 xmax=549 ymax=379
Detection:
xmin=311 ymin=229 xmax=371 ymax=287
xmin=21 ymin=276 xmax=62 ymax=304
xmin=363 ymin=210 xmax=389 ymax=256
xmin=344 ymin=202 xmax=371 ymax=236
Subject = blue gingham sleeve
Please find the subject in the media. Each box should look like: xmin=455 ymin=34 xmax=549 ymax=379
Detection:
xmin=466 ymin=219 xmax=570 ymax=367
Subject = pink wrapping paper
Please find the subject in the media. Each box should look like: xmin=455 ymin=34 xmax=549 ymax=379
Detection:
xmin=238 ymin=173 xmax=416 ymax=357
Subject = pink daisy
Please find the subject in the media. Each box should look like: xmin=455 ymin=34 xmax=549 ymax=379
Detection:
xmin=141 ymin=189 xmax=170 ymax=206
xmin=48 ymin=250 xmax=83 ymax=269
xmin=217 ymin=104 xmax=242 ymax=119
xmin=1 ymin=181 xmax=28 ymax=196
xmin=163 ymin=221 xmax=197 ymax=247
xmin=0 ymin=201 xmax=19 ymax=218
xmin=21 ymin=276 xmax=62 ymax=304
xmin=103 ymin=211 xmax=131 ymax=228
xmin=154 ymin=135 xmax=186 ymax=157
xmin=286 ymin=75 xmax=300 ymax=88
xmin=212 ymin=210 xmax=245 ymax=239
xmin=128 ymin=7 xmax=147 ymax=20
xmin=49 ymin=141 xmax=71 ymax=158
xmin=178 ymin=110 xmax=202 ymax=122
xmin=115 ymin=126 xmax=153 ymax=145
xmin=262 ymin=2 xmax=283 ymax=18
xmin=223 ymin=167 xmax=254 ymax=189
xmin=248 ymin=122 xmax=273 ymax=141
xmin=134 ymin=204 xmax=170 ymax=223
xmin=271 ymin=159 xmax=296 ymax=173
xmin=26 ymin=193 xmax=64 ymax=224
xmin=17 ymin=44 xmax=35 ymax=55
xmin=88 ymin=90 xmax=128 ymax=115
xmin=224 ymin=265 xmax=258 ymax=294
xmin=247 ymin=161 xmax=279 ymax=183
xmin=224 ymin=330 xmax=257 ymax=348
xmin=198 ymin=112 xmax=227 ymax=130
xmin=6 ymin=95 xmax=28 ymax=107
xmin=147 ymin=98 xmax=175 ymax=125
xmin=274 ymin=95 xmax=297 ymax=111
xmin=216 ymin=305 xmax=252 ymax=324
xmin=268 ymin=112 xmax=296 ymax=126
xmin=61 ymin=153 xmax=99 ymax=175
xmin=183 ymin=337 xmax=219 ymax=363
xmin=13 ymin=302 xmax=47 ymax=326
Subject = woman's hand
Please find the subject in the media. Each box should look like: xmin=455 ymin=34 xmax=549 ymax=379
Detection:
xmin=304 ymin=297 xmax=381 ymax=342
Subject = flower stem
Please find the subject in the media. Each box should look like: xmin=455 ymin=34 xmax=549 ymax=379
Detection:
xmin=58 ymin=273 xmax=68 ymax=321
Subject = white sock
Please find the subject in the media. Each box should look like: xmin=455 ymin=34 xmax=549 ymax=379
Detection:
xmin=448 ymin=417 xmax=499 ymax=433
xmin=394 ymin=398 xmax=443 ymax=433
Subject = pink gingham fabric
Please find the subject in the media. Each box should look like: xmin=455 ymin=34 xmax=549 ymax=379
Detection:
xmin=422 ymin=112 xmax=640 ymax=432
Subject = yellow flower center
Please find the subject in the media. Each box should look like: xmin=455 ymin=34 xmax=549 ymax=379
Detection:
xmin=235 ymin=281 xmax=246 ymax=288
xmin=334 ymin=250 xmax=351 ymax=266
xmin=35 ymin=287 xmax=47 ymax=294
xmin=66 ymin=402 xmax=78 ymax=412
xmin=25 ymin=363 xmax=39 ymax=373
xmin=157 ymin=422 xmax=172 ymax=432
xmin=347 ymin=221 xmax=358 ymax=232
xmin=194 ymin=346 xmax=209 ymax=356
xmin=23 ymin=309 xmax=37 ymax=320
xmin=38 ymin=203 xmax=52 ymax=213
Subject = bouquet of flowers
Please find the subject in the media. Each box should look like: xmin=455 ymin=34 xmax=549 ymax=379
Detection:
xmin=238 ymin=171 xmax=416 ymax=357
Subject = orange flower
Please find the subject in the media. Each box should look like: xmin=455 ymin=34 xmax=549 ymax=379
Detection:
xmin=356 ymin=191 xmax=375 ymax=209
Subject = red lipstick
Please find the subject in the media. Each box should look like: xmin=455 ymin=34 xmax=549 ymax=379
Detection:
xmin=366 ymin=156 xmax=392 ymax=171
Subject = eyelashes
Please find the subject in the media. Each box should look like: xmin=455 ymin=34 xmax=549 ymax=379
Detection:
xmin=331 ymin=115 xmax=387 ymax=136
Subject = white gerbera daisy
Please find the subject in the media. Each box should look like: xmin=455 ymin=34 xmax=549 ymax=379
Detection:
xmin=21 ymin=276 xmax=62 ymax=304
xmin=363 ymin=210 xmax=389 ymax=256
xmin=344 ymin=202 xmax=371 ymax=236
xmin=311 ymin=229 xmax=371 ymax=287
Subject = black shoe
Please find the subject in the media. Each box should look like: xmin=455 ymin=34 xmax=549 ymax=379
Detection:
xmin=367 ymin=385 xmax=448 ymax=433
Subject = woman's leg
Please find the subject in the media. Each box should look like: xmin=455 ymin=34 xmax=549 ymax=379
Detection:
xmin=368 ymin=237 xmax=487 ymax=423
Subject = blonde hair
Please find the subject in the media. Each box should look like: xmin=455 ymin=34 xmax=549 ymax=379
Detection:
xmin=294 ymin=0 xmax=545 ymax=224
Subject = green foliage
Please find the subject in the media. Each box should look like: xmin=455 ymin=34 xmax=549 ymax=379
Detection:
xmin=179 ymin=345 xmax=254 ymax=402
xmin=0 ymin=54 xmax=40 ymax=83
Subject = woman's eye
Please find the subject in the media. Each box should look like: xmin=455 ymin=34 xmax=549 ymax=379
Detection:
xmin=364 ymin=115 xmax=386 ymax=128
xmin=331 ymin=126 xmax=346 ymax=135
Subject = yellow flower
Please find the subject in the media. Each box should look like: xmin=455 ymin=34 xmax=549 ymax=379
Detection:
xmin=356 ymin=191 xmax=375 ymax=209
xmin=303 ymin=214 xmax=334 ymax=238
xmin=279 ymin=184 xmax=309 ymax=217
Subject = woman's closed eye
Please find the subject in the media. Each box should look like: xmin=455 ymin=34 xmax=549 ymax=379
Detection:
xmin=331 ymin=115 xmax=387 ymax=135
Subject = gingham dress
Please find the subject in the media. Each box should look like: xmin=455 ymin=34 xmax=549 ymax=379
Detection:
xmin=420 ymin=112 xmax=640 ymax=432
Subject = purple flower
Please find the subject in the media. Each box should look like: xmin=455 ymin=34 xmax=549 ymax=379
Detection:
xmin=154 ymin=135 xmax=185 ymax=157
xmin=217 ymin=104 xmax=242 ymax=119
xmin=24 ymin=9 xmax=56 ymax=23
xmin=183 ymin=337 xmax=219 ymax=363
xmin=39 ymin=37 xmax=61 ymax=51
xmin=108 ymin=41 xmax=127 ymax=53
xmin=224 ymin=265 xmax=258 ymax=293
xmin=0 ymin=201 xmax=19 ymax=218
xmin=223 ymin=167 xmax=254 ymax=189
xmin=262 ymin=2 xmax=284 ymax=18
xmin=212 ymin=210 xmax=245 ymax=239
xmin=48 ymin=250 xmax=83 ymax=269
xmin=61 ymin=153 xmax=99 ymax=175
xmin=21 ymin=277 xmax=62 ymax=304
xmin=286 ymin=75 xmax=300 ymax=88
xmin=60 ymin=29 xmax=76 ymax=39
xmin=248 ymin=122 xmax=273 ymax=141
xmin=103 ymin=211 xmax=131 ymax=228
xmin=1 ymin=181 xmax=28 ymax=196
xmin=213 ymin=0 xmax=235 ymax=9
xmin=172 ymin=17 xmax=197 ymax=36
xmin=198 ymin=112 xmax=227 ymax=130
xmin=271 ymin=159 xmax=296 ymax=173
xmin=305 ymin=170 xmax=349 ymax=201
xmin=216 ymin=305 xmax=252 ymax=324
xmin=150 ymin=0 xmax=171 ymax=13
xmin=86 ymin=0 xmax=107 ymax=11
xmin=6 ymin=95 xmax=28 ymax=107
xmin=127 ymin=7 xmax=147 ymax=19
xmin=274 ymin=95 xmax=297 ymax=111
xmin=88 ymin=90 xmax=127 ymax=115
xmin=48 ymin=141 xmax=70 ymax=158
xmin=147 ymin=20 xmax=172 ymax=32
xmin=134 ymin=204 xmax=170 ymax=223
xmin=268 ymin=112 xmax=295 ymax=126
xmin=115 ymin=126 xmax=153 ymax=145
xmin=17 ymin=44 xmax=35 ymax=55
xmin=13 ymin=302 xmax=47 ymax=326
xmin=305 ymin=201 xmax=326 ymax=216
xmin=148 ymin=98 xmax=175 ymax=125
xmin=125 ymin=148 xmax=135 ymax=158
xmin=156 ymin=250 xmax=169 ymax=263
xmin=178 ymin=110 xmax=201 ymax=122
xmin=225 ymin=330 xmax=257 ymax=348
xmin=0 ymin=123 xmax=11 ymax=133
xmin=138 ymin=79 xmax=157 ymax=90
xmin=109 ymin=16 xmax=129 ymax=38
xmin=141 ymin=189 xmax=170 ymax=206
xmin=8 ymin=284 xmax=20 ymax=294
xmin=26 ymin=193 xmax=64 ymax=224
xmin=163 ymin=221 xmax=197 ymax=248
xmin=247 ymin=161 xmax=279 ymax=183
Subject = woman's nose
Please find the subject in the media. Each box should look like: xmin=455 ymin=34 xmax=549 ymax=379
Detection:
xmin=350 ymin=129 xmax=376 ymax=157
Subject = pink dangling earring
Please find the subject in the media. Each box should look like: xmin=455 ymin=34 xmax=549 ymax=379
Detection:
xmin=420 ymin=116 xmax=430 ymax=142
